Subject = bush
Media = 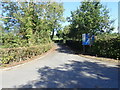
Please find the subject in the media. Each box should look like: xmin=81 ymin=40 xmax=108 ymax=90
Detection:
xmin=91 ymin=35 xmax=120 ymax=59
xmin=66 ymin=40 xmax=83 ymax=51
xmin=65 ymin=34 xmax=120 ymax=60
xmin=0 ymin=43 xmax=52 ymax=65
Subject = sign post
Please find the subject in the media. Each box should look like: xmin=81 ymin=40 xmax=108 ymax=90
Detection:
xmin=82 ymin=33 xmax=94 ymax=53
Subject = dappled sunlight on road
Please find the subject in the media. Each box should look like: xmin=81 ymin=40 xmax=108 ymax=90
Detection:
xmin=16 ymin=60 xmax=118 ymax=88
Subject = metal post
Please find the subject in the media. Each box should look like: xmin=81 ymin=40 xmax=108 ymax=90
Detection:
xmin=83 ymin=45 xmax=85 ymax=54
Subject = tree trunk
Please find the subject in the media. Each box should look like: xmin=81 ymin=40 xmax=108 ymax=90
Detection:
xmin=51 ymin=29 xmax=54 ymax=40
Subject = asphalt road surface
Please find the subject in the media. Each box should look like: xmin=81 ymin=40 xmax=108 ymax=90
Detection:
xmin=1 ymin=44 xmax=119 ymax=88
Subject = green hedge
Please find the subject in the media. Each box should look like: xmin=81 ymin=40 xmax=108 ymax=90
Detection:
xmin=91 ymin=35 xmax=120 ymax=59
xmin=65 ymin=34 xmax=120 ymax=60
xmin=0 ymin=43 xmax=52 ymax=65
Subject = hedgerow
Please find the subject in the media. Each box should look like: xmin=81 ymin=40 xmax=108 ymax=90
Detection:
xmin=91 ymin=34 xmax=120 ymax=59
xmin=0 ymin=43 xmax=52 ymax=65
xmin=65 ymin=34 xmax=120 ymax=60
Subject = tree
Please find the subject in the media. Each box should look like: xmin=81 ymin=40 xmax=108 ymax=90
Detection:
xmin=1 ymin=1 xmax=64 ymax=47
xmin=57 ymin=25 xmax=70 ymax=40
xmin=45 ymin=2 xmax=64 ymax=40
xmin=67 ymin=0 xmax=115 ymax=40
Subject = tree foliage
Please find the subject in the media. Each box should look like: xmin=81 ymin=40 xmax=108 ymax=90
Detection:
xmin=66 ymin=0 xmax=115 ymax=40
xmin=56 ymin=25 xmax=70 ymax=40
xmin=1 ymin=1 xmax=64 ymax=48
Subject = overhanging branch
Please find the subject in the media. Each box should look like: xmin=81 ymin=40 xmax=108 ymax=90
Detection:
xmin=0 ymin=15 xmax=17 ymax=20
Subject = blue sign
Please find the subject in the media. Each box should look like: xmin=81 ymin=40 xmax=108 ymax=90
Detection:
xmin=82 ymin=33 xmax=94 ymax=45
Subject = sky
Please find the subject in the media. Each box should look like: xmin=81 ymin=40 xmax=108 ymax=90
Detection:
xmin=62 ymin=2 xmax=118 ymax=33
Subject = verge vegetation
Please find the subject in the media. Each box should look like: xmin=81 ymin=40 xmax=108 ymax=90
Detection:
xmin=0 ymin=1 xmax=64 ymax=66
xmin=65 ymin=34 xmax=120 ymax=60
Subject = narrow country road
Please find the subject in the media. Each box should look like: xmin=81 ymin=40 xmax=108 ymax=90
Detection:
xmin=1 ymin=44 xmax=119 ymax=88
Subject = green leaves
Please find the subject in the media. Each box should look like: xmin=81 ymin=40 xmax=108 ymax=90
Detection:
xmin=91 ymin=34 xmax=120 ymax=59
xmin=66 ymin=0 xmax=115 ymax=41
xmin=1 ymin=1 xmax=64 ymax=48
xmin=0 ymin=43 xmax=53 ymax=65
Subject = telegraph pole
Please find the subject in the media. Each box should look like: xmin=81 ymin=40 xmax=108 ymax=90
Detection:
xmin=118 ymin=1 xmax=120 ymax=33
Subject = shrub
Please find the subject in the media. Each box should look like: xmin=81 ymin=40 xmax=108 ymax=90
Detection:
xmin=66 ymin=40 xmax=83 ymax=51
xmin=91 ymin=35 xmax=120 ymax=59
xmin=0 ymin=43 xmax=52 ymax=65
xmin=65 ymin=34 xmax=120 ymax=60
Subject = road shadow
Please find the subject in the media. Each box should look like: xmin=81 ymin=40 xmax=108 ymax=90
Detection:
xmin=55 ymin=44 xmax=75 ymax=54
xmin=15 ymin=60 xmax=119 ymax=88
xmin=55 ymin=44 xmax=97 ymax=56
